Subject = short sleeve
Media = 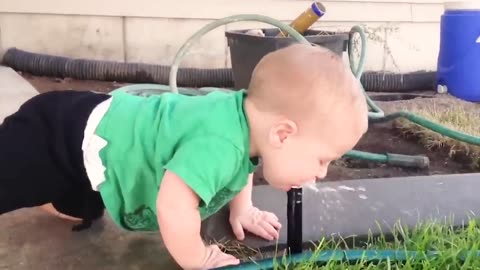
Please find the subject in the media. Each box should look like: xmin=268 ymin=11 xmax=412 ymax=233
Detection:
xmin=163 ymin=136 xmax=242 ymax=206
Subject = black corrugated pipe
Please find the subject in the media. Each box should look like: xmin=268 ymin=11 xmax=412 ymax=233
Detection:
xmin=1 ymin=48 xmax=233 ymax=88
xmin=360 ymin=71 xmax=436 ymax=92
xmin=1 ymin=47 xmax=436 ymax=91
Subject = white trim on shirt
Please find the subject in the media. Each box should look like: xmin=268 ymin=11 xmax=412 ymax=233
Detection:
xmin=81 ymin=97 xmax=112 ymax=191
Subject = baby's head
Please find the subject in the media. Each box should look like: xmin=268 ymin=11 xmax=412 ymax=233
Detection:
xmin=244 ymin=43 xmax=368 ymax=191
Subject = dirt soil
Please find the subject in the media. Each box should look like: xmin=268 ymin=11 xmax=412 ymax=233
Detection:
xmin=20 ymin=73 xmax=478 ymax=186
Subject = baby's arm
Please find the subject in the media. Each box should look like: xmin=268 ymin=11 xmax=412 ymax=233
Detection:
xmin=157 ymin=170 xmax=239 ymax=270
xmin=229 ymin=173 xmax=254 ymax=216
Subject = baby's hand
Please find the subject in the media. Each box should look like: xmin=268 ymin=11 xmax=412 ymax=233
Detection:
xmin=229 ymin=206 xmax=282 ymax=241
xmin=200 ymin=244 xmax=240 ymax=270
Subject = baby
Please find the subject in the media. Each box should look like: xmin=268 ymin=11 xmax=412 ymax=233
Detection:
xmin=0 ymin=43 xmax=368 ymax=269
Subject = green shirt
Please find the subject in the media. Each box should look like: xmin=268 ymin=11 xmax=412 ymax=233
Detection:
xmin=94 ymin=90 xmax=258 ymax=231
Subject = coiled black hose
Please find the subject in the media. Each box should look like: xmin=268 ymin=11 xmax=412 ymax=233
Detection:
xmin=2 ymin=48 xmax=233 ymax=88
xmin=360 ymin=71 xmax=436 ymax=92
xmin=2 ymin=47 xmax=436 ymax=91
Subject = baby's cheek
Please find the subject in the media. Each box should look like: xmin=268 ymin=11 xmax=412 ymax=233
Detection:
xmin=261 ymin=164 xmax=275 ymax=180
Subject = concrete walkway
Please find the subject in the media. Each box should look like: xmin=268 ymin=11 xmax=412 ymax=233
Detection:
xmin=0 ymin=66 xmax=38 ymax=123
xmin=1 ymin=209 xmax=178 ymax=270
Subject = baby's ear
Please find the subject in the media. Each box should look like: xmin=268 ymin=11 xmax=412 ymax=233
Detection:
xmin=268 ymin=119 xmax=297 ymax=147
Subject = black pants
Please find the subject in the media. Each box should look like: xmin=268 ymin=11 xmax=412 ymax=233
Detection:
xmin=0 ymin=90 xmax=110 ymax=221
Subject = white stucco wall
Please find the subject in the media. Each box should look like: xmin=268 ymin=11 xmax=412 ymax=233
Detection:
xmin=0 ymin=0 xmax=444 ymax=72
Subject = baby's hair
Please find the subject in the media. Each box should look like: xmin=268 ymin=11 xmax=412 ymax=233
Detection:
xmin=246 ymin=44 xmax=368 ymax=129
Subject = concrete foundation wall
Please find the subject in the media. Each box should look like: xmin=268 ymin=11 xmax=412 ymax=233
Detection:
xmin=0 ymin=0 xmax=444 ymax=72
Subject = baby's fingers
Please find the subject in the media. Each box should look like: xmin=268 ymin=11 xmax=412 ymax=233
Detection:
xmin=264 ymin=212 xmax=282 ymax=230
xmin=205 ymin=245 xmax=240 ymax=269
xmin=211 ymin=253 xmax=240 ymax=269
xmin=251 ymin=223 xmax=276 ymax=241
xmin=261 ymin=220 xmax=280 ymax=240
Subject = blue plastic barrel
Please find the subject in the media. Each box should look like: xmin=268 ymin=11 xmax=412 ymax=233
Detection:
xmin=437 ymin=3 xmax=480 ymax=102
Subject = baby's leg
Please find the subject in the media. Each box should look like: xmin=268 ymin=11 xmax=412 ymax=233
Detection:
xmin=0 ymin=93 xmax=72 ymax=214
xmin=0 ymin=91 xmax=109 ymax=231
xmin=39 ymin=203 xmax=83 ymax=222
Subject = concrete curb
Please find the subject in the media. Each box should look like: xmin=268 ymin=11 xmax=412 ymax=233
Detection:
xmin=201 ymin=173 xmax=480 ymax=250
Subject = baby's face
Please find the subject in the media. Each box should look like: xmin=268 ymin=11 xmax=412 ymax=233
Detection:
xmin=260 ymin=116 xmax=366 ymax=191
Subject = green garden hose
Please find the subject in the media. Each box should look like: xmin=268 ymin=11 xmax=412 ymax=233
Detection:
xmin=371 ymin=111 xmax=480 ymax=145
xmin=348 ymin=25 xmax=385 ymax=120
xmin=215 ymin=249 xmax=480 ymax=270
xmin=168 ymin=14 xmax=310 ymax=94
xmin=347 ymin=26 xmax=480 ymax=146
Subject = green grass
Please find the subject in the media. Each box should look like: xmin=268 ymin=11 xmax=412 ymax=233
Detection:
xmin=218 ymin=217 xmax=480 ymax=269
xmin=278 ymin=218 xmax=480 ymax=269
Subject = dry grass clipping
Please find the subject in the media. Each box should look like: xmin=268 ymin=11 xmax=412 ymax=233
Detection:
xmin=391 ymin=97 xmax=480 ymax=169
xmin=209 ymin=238 xmax=264 ymax=262
xmin=209 ymin=238 xmax=294 ymax=264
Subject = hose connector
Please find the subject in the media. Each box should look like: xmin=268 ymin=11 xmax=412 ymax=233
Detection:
xmin=386 ymin=153 xmax=430 ymax=169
